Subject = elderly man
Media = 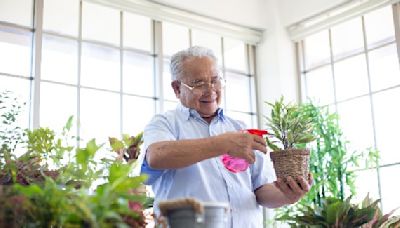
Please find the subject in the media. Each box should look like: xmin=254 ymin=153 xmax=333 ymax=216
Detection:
xmin=139 ymin=46 xmax=312 ymax=227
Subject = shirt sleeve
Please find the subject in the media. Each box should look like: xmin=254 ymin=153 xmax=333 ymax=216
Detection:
xmin=138 ymin=114 xmax=177 ymax=185
xmin=250 ymin=152 xmax=276 ymax=191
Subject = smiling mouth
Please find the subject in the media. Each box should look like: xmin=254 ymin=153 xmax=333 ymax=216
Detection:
xmin=200 ymin=100 xmax=215 ymax=103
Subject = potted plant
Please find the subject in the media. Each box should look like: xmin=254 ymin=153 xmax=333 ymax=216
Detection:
xmin=272 ymin=102 xmax=393 ymax=227
xmin=265 ymin=96 xmax=315 ymax=182
xmin=109 ymin=132 xmax=152 ymax=207
xmin=0 ymin=90 xmax=150 ymax=227
xmin=278 ymin=194 xmax=400 ymax=228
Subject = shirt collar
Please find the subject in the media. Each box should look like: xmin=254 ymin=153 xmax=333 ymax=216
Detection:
xmin=176 ymin=103 xmax=225 ymax=121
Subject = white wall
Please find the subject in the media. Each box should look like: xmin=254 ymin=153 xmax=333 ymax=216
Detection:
xmin=256 ymin=0 xmax=298 ymax=126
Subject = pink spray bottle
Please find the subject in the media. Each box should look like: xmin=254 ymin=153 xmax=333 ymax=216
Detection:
xmin=221 ymin=129 xmax=268 ymax=173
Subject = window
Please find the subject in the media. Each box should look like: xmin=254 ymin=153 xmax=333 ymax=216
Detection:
xmin=0 ymin=0 xmax=259 ymax=145
xmin=299 ymin=4 xmax=400 ymax=214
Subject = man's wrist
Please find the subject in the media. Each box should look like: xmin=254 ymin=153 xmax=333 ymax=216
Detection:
xmin=207 ymin=135 xmax=227 ymax=157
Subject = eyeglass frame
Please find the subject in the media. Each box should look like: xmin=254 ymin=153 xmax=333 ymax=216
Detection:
xmin=177 ymin=76 xmax=226 ymax=94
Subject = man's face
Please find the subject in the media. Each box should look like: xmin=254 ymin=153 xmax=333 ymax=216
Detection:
xmin=172 ymin=56 xmax=222 ymax=118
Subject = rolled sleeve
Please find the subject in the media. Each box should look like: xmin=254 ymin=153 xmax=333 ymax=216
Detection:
xmin=139 ymin=114 xmax=177 ymax=185
xmin=250 ymin=152 xmax=276 ymax=191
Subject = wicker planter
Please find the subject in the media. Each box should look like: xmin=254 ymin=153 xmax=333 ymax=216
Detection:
xmin=270 ymin=149 xmax=310 ymax=181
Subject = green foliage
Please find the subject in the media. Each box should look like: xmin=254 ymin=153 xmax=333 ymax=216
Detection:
xmin=109 ymin=132 xmax=144 ymax=162
xmin=0 ymin=90 xmax=149 ymax=227
xmin=360 ymin=194 xmax=399 ymax=228
xmin=264 ymin=96 xmax=315 ymax=150
xmin=278 ymin=196 xmax=377 ymax=228
xmin=0 ymin=91 xmax=26 ymax=177
xmin=275 ymin=102 xmax=383 ymax=227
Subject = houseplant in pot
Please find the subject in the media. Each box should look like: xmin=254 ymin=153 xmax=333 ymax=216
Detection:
xmin=0 ymin=90 xmax=150 ymax=227
xmin=279 ymin=194 xmax=400 ymax=228
xmin=265 ymin=96 xmax=316 ymax=182
xmin=272 ymin=102 xmax=392 ymax=227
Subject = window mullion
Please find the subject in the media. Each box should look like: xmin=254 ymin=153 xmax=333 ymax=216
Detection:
xmin=154 ymin=21 xmax=164 ymax=113
xmin=77 ymin=0 xmax=83 ymax=147
xmin=32 ymin=0 xmax=44 ymax=129
xmin=362 ymin=12 xmax=383 ymax=209
xmin=393 ymin=3 xmax=400 ymax=66
xmin=120 ymin=10 xmax=124 ymax=135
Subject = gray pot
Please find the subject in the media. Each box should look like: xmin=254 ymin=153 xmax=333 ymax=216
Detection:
xmin=165 ymin=202 xmax=229 ymax=228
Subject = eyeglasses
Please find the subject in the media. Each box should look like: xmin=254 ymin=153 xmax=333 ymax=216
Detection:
xmin=179 ymin=76 xmax=226 ymax=95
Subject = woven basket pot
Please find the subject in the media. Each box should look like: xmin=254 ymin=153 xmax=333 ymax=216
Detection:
xmin=269 ymin=149 xmax=310 ymax=181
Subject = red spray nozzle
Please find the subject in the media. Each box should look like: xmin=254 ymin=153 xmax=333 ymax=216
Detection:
xmin=246 ymin=129 xmax=268 ymax=136
xmin=221 ymin=129 xmax=269 ymax=173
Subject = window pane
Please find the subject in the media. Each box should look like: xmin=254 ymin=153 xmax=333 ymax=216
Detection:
xmin=337 ymin=97 xmax=374 ymax=153
xmin=81 ymin=42 xmax=120 ymax=91
xmin=380 ymin=165 xmax=400 ymax=215
xmin=304 ymin=30 xmax=330 ymax=69
xmin=162 ymin=22 xmax=189 ymax=57
xmin=43 ymin=0 xmax=79 ymax=37
xmin=373 ymin=88 xmax=400 ymax=165
xmin=224 ymin=38 xmax=247 ymax=72
xmin=82 ymin=2 xmax=120 ymax=45
xmin=192 ymin=29 xmax=222 ymax=64
xmin=41 ymin=34 xmax=78 ymax=84
xmin=40 ymin=82 xmax=76 ymax=132
xmin=123 ymin=95 xmax=154 ymax=134
xmin=334 ymin=55 xmax=369 ymax=101
xmin=163 ymin=59 xmax=177 ymax=101
xmin=305 ymin=66 xmax=334 ymax=105
xmin=80 ymin=88 xmax=120 ymax=143
xmin=226 ymin=111 xmax=253 ymax=128
xmin=225 ymin=72 xmax=251 ymax=112
xmin=123 ymin=12 xmax=151 ymax=52
xmin=123 ymin=51 xmax=154 ymax=96
xmin=250 ymin=76 xmax=257 ymax=114
xmin=369 ymin=44 xmax=400 ymax=91
xmin=0 ymin=75 xmax=30 ymax=129
xmin=0 ymin=29 xmax=32 ymax=77
xmin=331 ymin=18 xmax=364 ymax=59
xmin=0 ymin=0 xmax=33 ymax=27
xmin=364 ymin=6 xmax=395 ymax=48
xmin=353 ymin=169 xmax=379 ymax=203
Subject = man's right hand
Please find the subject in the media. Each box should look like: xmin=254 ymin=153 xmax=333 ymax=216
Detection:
xmin=216 ymin=132 xmax=267 ymax=164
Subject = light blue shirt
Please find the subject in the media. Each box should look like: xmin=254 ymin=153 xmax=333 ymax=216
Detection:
xmin=139 ymin=104 xmax=276 ymax=228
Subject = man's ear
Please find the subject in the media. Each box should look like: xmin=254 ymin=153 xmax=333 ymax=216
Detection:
xmin=171 ymin=81 xmax=181 ymax=98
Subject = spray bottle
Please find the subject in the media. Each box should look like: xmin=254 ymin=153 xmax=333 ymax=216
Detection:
xmin=221 ymin=129 xmax=268 ymax=173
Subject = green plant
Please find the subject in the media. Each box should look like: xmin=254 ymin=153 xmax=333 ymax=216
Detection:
xmin=0 ymin=90 xmax=26 ymax=183
xmin=0 ymin=90 xmax=150 ymax=227
xmin=265 ymin=96 xmax=315 ymax=151
xmin=278 ymin=196 xmax=377 ymax=228
xmin=109 ymin=132 xmax=143 ymax=162
xmin=278 ymin=194 xmax=400 ymax=228
xmin=274 ymin=102 xmax=382 ymax=227
xmin=302 ymin=103 xmax=378 ymax=202
xmin=1 ymin=117 xmax=74 ymax=185
xmin=360 ymin=194 xmax=399 ymax=228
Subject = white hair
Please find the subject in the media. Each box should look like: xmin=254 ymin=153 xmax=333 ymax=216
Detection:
xmin=170 ymin=46 xmax=217 ymax=81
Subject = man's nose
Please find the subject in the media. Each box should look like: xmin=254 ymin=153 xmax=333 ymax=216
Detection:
xmin=201 ymin=85 xmax=218 ymax=96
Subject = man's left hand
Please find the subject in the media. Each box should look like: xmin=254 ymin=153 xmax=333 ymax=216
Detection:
xmin=274 ymin=173 xmax=313 ymax=204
